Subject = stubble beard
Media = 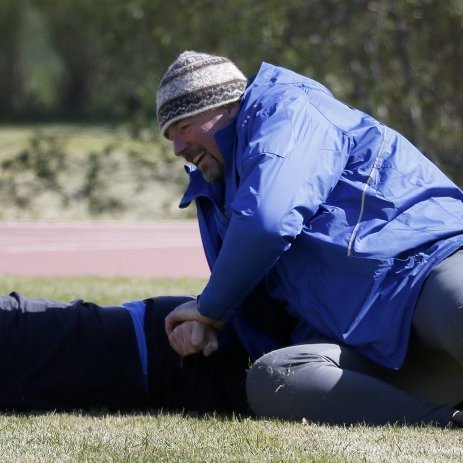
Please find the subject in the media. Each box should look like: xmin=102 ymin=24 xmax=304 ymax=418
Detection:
xmin=201 ymin=157 xmax=225 ymax=183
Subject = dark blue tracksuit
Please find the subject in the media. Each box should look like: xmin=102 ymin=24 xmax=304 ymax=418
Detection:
xmin=0 ymin=293 xmax=249 ymax=413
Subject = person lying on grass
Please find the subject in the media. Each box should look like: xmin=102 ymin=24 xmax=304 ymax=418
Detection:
xmin=0 ymin=292 xmax=248 ymax=414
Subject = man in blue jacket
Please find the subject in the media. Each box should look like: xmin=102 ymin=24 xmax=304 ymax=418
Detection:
xmin=157 ymin=51 xmax=463 ymax=427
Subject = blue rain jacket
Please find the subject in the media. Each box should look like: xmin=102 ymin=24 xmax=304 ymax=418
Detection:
xmin=180 ymin=63 xmax=463 ymax=369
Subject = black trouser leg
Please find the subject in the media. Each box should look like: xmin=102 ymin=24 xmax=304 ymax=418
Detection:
xmin=144 ymin=296 xmax=250 ymax=415
xmin=0 ymin=292 xmax=145 ymax=411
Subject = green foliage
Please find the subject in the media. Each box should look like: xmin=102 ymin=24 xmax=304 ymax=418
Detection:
xmin=0 ymin=124 xmax=190 ymax=220
xmin=1 ymin=134 xmax=67 ymax=206
xmin=1 ymin=0 xmax=463 ymax=183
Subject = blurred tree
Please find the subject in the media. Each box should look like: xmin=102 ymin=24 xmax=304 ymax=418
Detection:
xmin=1 ymin=0 xmax=463 ymax=185
xmin=0 ymin=0 xmax=25 ymax=115
xmin=35 ymin=0 xmax=109 ymax=117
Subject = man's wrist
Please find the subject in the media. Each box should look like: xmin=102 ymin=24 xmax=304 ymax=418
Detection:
xmin=197 ymin=291 xmax=232 ymax=322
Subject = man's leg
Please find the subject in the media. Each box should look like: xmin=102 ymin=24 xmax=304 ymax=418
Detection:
xmin=0 ymin=292 xmax=146 ymax=411
xmin=382 ymin=333 xmax=463 ymax=408
xmin=246 ymin=341 xmax=454 ymax=426
xmin=412 ymin=249 xmax=463 ymax=365
xmin=382 ymin=248 xmax=463 ymax=410
xmin=144 ymin=296 xmax=250 ymax=415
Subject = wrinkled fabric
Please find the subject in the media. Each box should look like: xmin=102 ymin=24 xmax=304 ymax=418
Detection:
xmin=180 ymin=63 xmax=463 ymax=369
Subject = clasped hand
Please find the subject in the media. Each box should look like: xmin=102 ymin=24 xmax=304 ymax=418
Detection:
xmin=164 ymin=299 xmax=224 ymax=357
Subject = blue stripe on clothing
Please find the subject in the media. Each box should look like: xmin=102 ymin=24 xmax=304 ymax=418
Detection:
xmin=121 ymin=300 xmax=148 ymax=392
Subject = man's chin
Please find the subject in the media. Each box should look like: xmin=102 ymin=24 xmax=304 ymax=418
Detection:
xmin=201 ymin=168 xmax=224 ymax=184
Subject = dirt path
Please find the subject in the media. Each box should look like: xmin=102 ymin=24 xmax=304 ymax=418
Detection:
xmin=0 ymin=221 xmax=210 ymax=279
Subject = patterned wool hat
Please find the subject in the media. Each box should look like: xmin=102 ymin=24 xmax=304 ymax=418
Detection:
xmin=156 ymin=51 xmax=248 ymax=137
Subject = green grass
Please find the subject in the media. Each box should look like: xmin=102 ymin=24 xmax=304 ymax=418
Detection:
xmin=0 ymin=411 xmax=463 ymax=463
xmin=0 ymin=275 xmax=206 ymax=305
xmin=1 ymin=276 xmax=463 ymax=462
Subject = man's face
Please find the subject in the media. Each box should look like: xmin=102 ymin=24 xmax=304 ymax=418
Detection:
xmin=166 ymin=105 xmax=238 ymax=183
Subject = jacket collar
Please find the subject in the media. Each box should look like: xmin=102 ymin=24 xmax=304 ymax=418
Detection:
xmin=179 ymin=165 xmax=224 ymax=209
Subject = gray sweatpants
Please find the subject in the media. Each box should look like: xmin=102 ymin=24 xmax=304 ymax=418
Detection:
xmin=246 ymin=249 xmax=463 ymax=427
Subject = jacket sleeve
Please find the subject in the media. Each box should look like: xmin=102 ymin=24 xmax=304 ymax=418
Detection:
xmin=198 ymin=88 xmax=351 ymax=320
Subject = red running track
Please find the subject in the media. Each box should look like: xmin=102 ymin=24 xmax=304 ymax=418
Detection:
xmin=0 ymin=221 xmax=210 ymax=279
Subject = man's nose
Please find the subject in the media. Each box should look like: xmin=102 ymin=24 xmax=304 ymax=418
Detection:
xmin=173 ymin=135 xmax=188 ymax=157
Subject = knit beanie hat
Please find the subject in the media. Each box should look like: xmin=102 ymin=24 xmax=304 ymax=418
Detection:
xmin=156 ymin=51 xmax=248 ymax=137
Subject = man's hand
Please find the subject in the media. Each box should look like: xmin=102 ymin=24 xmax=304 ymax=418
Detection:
xmin=165 ymin=299 xmax=224 ymax=357
xmin=165 ymin=299 xmax=224 ymax=333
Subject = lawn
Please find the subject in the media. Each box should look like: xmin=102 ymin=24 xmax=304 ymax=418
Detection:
xmin=1 ymin=276 xmax=463 ymax=463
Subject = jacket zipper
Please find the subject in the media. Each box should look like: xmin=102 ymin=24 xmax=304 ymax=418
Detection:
xmin=347 ymin=125 xmax=387 ymax=257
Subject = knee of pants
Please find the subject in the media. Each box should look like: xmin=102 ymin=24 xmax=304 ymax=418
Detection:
xmin=246 ymin=346 xmax=340 ymax=421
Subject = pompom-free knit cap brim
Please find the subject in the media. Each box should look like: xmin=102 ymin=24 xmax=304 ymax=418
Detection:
xmin=156 ymin=51 xmax=248 ymax=137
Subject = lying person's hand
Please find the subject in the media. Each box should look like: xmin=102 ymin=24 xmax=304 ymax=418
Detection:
xmin=168 ymin=320 xmax=219 ymax=357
